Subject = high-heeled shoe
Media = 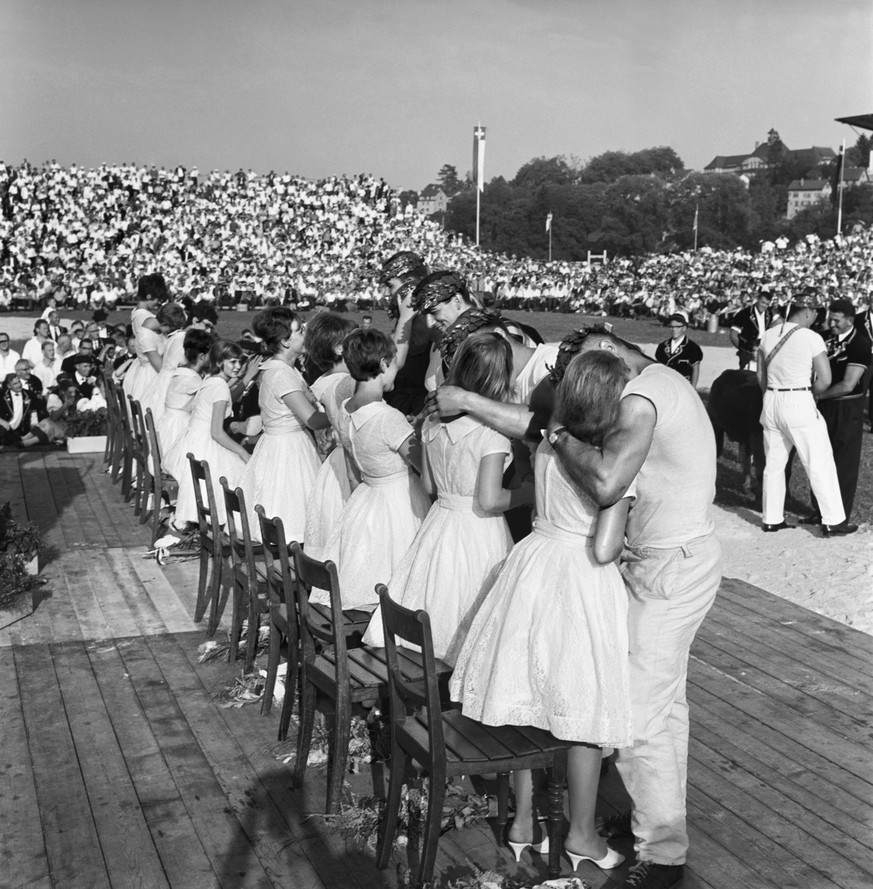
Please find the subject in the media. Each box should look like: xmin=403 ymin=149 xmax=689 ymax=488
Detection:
xmin=507 ymin=834 xmax=549 ymax=862
xmin=564 ymin=844 xmax=624 ymax=871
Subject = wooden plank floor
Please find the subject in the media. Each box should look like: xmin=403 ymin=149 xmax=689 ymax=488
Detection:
xmin=1 ymin=450 xmax=872 ymax=888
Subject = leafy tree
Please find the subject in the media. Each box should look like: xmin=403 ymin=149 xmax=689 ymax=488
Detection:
xmin=398 ymin=189 xmax=418 ymax=209
xmin=578 ymin=147 xmax=684 ymax=184
xmin=847 ymin=134 xmax=871 ymax=168
xmin=512 ymin=156 xmax=577 ymax=190
xmin=437 ymin=164 xmax=462 ymax=195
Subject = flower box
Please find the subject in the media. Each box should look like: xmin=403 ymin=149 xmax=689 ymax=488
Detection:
xmin=67 ymin=434 xmax=108 ymax=454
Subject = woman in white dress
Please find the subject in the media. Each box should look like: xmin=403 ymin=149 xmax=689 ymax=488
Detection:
xmin=302 ymin=312 xmax=358 ymax=559
xmin=157 ymin=328 xmax=213 ymax=463
xmin=143 ymin=302 xmax=188 ymax=422
xmin=315 ymin=329 xmax=430 ymax=611
xmin=123 ymin=273 xmax=169 ymax=408
xmin=363 ymin=332 xmax=533 ymax=663
xmin=239 ymin=308 xmax=327 ymax=544
xmin=165 ymin=340 xmax=250 ymax=531
xmin=450 ymin=351 xmax=636 ymax=874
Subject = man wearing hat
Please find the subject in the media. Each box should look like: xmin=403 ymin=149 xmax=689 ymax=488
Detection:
xmin=757 ymin=292 xmax=856 ymax=536
xmin=655 ymin=313 xmax=703 ymax=387
xmin=730 ymin=288 xmax=777 ymax=370
xmin=805 ymin=299 xmax=872 ymax=525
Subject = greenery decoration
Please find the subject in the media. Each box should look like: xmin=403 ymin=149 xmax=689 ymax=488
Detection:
xmin=0 ymin=502 xmax=43 ymax=612
xmin=64 ymin=408 xmax=108 ymax=438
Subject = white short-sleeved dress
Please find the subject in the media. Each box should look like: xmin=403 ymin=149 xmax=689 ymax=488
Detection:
xmin=363 ymin=415 xmax=514 ymax=665
xmin=239 ymin=359 xmax=322 ymax=543
xmin=303 ymin=371 xmax=357 ymax=559
xmin=157 ymin=367 xmax=203 ymax=468
xmin=144 ymin=328 xmax=186 ymax=422
xmin=168 ymin=376 xmax=247 ymax=526
xmin=450 ymin=439 xmax=634 ymax=748
xmin=315 ymin=400 xmax=430 ymax=610
xmin=123 ymin=307 xmax=164 ymax=407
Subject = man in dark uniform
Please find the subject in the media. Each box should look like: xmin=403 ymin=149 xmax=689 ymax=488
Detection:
xmin=654 ymin=313 xmax=704 ymax=387
xmin=730 ymin=288 xmax=776 ymax=370
xmin=807 ymin=299 xmax=872 ymax=523
xmin=852 ymin=295 xmax=873 ymax=429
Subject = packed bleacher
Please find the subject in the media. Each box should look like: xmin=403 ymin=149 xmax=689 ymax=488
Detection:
xmin=3 ymin=160 xmax=873 ymax=326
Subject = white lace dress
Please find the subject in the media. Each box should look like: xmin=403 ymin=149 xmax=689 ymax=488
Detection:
xmin=450 ymin=438 xmax=634 ymax=748
xmin=363 ymin=415 xmax=513 ymax=665
xmin=143 ymin=328 xmax=185 ymax=423
xmin=303 ymin=372 xmax=356 ymax=560
xmin=167 ymin=376 xmax=247 ymax=526
xmin=239 ymin=359 xmax=322 ymax=543
xmin=156 ymin=367 xmax=202 ymax=463
xmin=315 ymin=400 xmax=431 ymax=610
xmin=123 ymin=307 xmax=164 ymax=407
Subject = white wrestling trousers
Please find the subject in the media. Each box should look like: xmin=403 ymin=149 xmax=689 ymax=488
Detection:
xmin=760 ymin=390 xmax=845 ymax=526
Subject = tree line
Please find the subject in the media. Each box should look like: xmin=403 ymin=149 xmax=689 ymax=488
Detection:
xmin=403 ymin=136 xmax=873 ymax=261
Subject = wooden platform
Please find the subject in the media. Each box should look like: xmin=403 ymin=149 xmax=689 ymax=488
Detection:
xmin=1 ymin=451 xmax=872 ymax=889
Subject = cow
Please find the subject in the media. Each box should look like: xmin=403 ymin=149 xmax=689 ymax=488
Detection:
xmin=707 ymin=369 xmax=765 ymax=501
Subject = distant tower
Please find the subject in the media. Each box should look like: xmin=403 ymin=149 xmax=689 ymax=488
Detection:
xmin=767 ymin=128 xmax=781 ymax=146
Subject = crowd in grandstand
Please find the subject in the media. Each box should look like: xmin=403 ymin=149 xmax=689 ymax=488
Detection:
xmin=2 ymin=160 xmax=873 ymax=325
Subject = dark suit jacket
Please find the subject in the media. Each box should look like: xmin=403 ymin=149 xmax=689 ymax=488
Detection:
xmin=731 ymin=305 xmax=776 ymax=353
xmin=0 ymin=386 xmax=39 ymax=433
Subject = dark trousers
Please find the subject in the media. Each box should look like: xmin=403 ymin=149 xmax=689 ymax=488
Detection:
xmin=816 ymin=397 xmax=865 ymax=520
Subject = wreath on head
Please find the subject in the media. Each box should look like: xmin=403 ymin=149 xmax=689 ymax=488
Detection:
xmin=439 ymin=308 xmax=505 ymax=371
xmin=548 ymin=322 xmax=614 ymax=385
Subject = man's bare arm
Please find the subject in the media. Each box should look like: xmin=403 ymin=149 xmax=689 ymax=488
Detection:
xmin=548 ymin=394 xmax=656 ymax=507
xmin=425 ymin=386 xmax=539 ymax=440
xmin=818 ymin=363 xmax=864 ymax=400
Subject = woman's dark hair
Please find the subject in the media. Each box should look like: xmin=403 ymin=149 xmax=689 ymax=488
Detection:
xmin=554 ymin=351 xmax=629 ymax=447
xmin=183 ymin=328 xmax=214 ymax=364
xmin=137 ymin=273 xmax=170 ymax=304
xmin=156 ymin=302 xmax=187 ymax=332
xmin=188 ymin=300 xmax=219 ymax=327
xmin=208 ymin=339 xmax=244 ymax=375
xmin=305 ymin=312 xmax=357 ymax=374
xmin=251 ymin=307 xmax=299 ymax=356
xmin=446 ymin=332 xmax=513 ymax=403
xmin=343 ymin=329 xmax=397 ymax=382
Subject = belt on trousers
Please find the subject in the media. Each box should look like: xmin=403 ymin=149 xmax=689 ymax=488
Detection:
xmin=766 ymin=386 xmax=810 ymax=391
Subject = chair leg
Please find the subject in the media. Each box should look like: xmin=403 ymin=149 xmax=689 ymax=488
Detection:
xmin=277 ymin=641 xmax=298 ymax=741
xmin=294 ymin=677 xmax=317 ymax=791
xmin=261 ymin=616 xmax=281 ymax=716
xmin=138 ymin=473 xmax=151 ymax=524
xmin=326 ymin=700 xmax=351 ymax=814
xmin=150 ymin=481 xmax=164 ymax=546
xmin=417 ymin=771 xmax=447 ymax=888
xmin=496 ymin=773 xmax=510 ymax=834
xmin=546 ymin=754 xmax=567 ymax=881
xmin=194 ymin=547 xmax=210 ymax=623
xmin=376 ymin=745 xmax=407 ymax=869
xmin=208 ymin=551 xmax=228 ymax=636
xmin=228 ymin=580 xmax=244 ymax=664
xmin=244 ymin=584 xmax=259 ymax=674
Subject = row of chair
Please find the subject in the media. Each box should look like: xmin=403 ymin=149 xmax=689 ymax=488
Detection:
xmin=101 ymin=386 xmax=571 ymax=887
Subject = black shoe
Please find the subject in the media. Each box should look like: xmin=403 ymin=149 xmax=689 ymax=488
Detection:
xmin=762 ymin=521 xmax=794 ymax=532
xmin=799 ymin=513 xmax=822 ymax=525
xmin=821 ymin=520 xmax=859 ymax=537
xmin=599 ymin=809 xmax=633 ymax=838
xmin=618 ymin=861 xmax=684 ymax=889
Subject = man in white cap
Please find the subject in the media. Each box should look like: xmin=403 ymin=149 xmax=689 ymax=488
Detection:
xmin=757 ymin=290 xmax=856 ymax=536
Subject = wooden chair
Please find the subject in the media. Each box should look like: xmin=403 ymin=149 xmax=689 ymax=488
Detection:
xmin=221 ymin=477 xmax=268 ymax=674
xmin=144 ymin=408 xmax=178 ymax=547
xmin=256 ymin=508 xmax=376 ymax=742
xmin=291 ymin=542 xmax=393 ymax=815
xmin=187 ymin=454 xmax=230 ymax=631
xmin=127 ymin=396 xmax=148 ymax=514
xmin=103 ymin=375 xmax=119 ymax=469
xmin=113 ymin=384 xmax=134 ymax=498
xmin=376 ymin=584 xmax=571 ymax=887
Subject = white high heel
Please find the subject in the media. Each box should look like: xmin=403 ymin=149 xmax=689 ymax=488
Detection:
xmin=565 ymin=844 xmax=624 ymax=871
xmin=507 ymin=834 xmax=550 ymax=862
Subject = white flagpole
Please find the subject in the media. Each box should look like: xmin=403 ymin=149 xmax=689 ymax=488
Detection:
xmin=548 ymin=223 xmax=552 ymax=261
xmin=693 ymin=202 xmax=699 ymax=251
xmin=836 ymin=139 xmax=846 ymax=236
xmin=476 ymin=187 xmax=480 ymax=247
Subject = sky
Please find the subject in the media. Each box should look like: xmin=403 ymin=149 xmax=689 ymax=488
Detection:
xmin=1 ymin=0 xmax=871 ymax=191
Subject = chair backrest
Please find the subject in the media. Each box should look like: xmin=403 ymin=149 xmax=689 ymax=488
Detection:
xmin=115 ymin=384 xmax=132 ymax=439
xmin=128 ymin=397 xmax=147 ymax=458
xmin=188 ymin=454 xmax=220 ymax=541
xmin=290 ymin=542 xmax=350 ymax=688
xmin=144 ymin=407 xmax=163 ymax=473
xmin=221 ymin=477 xmax=259 ymax=581
xmin=256 ymin=505 xmax=294 ymax=620
xmin=377 ymin=584 xmax=445 ymax=760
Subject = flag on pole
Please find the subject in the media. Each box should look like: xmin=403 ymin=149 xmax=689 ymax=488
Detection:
xmin=545 ymin=212 xmax=553 ymax=232
xmin=830 ymin=145 xmax=844 ymax=206
xmin=473 ymin=125 xmax=486 ymax=193
xmin=693 ymin=204 xmax=699 ymax=235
